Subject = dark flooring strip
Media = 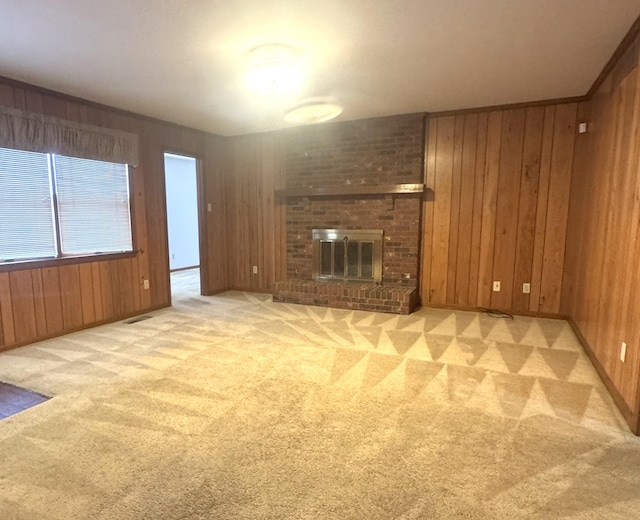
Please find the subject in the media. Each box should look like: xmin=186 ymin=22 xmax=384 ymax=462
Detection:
xmin=0 ymin=382 xmax=50 ymax=419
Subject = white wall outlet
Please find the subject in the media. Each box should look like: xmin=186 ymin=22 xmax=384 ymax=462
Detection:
xmin=143 ymin=279 xmax=150 ymax=290
xmin=207 ymin=203 xmax=212 ymax=212
xmin=492 ymin=281 xmax=501 ymax=292
xmin=523 ymin=283 xmax=531 ymax=294
xmin=252 ymin=266 xmax=258 ymax=274
xmin=171 ymin=253 xmax=175 ymax=260
xmin=620 ymin=341 xmax=627 ymax=362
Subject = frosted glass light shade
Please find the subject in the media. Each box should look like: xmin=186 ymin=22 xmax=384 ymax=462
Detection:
xmin=284 ymin=100 xmax=343 ymax=125
xmin=245 ymin=44 xmax=303 ymax=93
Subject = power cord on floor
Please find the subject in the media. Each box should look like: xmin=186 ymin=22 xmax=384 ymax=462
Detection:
xmin=477 ymin=307 xmax=514 ymax=320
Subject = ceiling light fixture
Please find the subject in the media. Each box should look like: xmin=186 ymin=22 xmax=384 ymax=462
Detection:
xmin=245 ymin=43 xmax=303 ymax=93
xmin=284 ymin=98 xmax=343 ymax=125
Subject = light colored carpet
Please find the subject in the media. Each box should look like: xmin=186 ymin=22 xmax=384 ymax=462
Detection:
xmin=0 ymin=269 xmax=639 ymax=519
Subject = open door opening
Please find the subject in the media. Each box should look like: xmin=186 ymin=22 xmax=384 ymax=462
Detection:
xmin=164 ymin=152 xmax=202 ymax=302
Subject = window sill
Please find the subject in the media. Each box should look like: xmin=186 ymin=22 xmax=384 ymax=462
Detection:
xmin=0 ymin=251 xmax=138 ymax=273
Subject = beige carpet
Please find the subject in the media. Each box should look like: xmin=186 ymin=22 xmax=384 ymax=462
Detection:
xmin=0 ymin=271 xmax=639 ymax=519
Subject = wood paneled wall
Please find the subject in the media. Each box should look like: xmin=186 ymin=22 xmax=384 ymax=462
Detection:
xmin=562 ymin=34 xmax=640 ymax=426
xmin=421 ymin=103 xmax=577 ymax=315
xmin=2 ymin=21 xmax=639 ymax=437
xmin=0 ymin=79 xmax=228 ymax=352
xmin=224 ymin=134 xmax=286 ymax=291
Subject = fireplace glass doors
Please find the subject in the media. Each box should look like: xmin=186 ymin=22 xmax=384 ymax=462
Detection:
xmin=312 ymin=229 xmax=383 ymax=283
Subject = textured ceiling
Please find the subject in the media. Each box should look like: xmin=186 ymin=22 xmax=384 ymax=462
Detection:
xmin=0 ymin=0 xmax=638 ymax=136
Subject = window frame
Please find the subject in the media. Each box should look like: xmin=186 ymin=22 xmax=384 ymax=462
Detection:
xmin=0 ymin=149 xmax=137 ymax=273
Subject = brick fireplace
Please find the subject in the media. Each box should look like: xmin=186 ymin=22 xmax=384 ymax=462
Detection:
xmin=272 ymin=114 xmax=426 ymax=314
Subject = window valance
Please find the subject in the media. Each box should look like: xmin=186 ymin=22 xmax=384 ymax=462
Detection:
xmin=0 ymin=106 xmax=139 ymax=166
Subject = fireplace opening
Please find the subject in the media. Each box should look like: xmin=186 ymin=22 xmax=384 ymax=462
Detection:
xmin=313 ymin=229 xmax=383 ymax=283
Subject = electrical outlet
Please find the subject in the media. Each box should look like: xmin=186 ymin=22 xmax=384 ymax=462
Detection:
xmin=207 ymin=203 xmax=212 ymax=212
xmin=171 ymin=253 xmax=175 ymax=260
xmin=492 ymin=281 xmax=501 ymax=292
xmin=621 ymin=342 xmax=627 ymax=362
xmin=143 ymin=279 xmax=150 ymax=290
xmin=252 ymin=266 xmax=258 ymax=274
xmin=523 ymin=283 xmax=531 ymax=294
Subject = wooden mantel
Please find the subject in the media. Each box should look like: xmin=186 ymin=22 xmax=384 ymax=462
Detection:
xmin=275 ymin=183 xmax=429 ymax=198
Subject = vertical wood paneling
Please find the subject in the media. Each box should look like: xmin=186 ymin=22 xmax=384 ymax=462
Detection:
xmin=539 ymin=103 xmax=576 ymax=313
xmin=100 ymin=262 xmax=115 ymax=321
xmin=476 ymin=111 xmax=502 ymax=307
xmin=143 ymin=127 xmax=171 ymax=308
xmin=0 ymin=298 xmax=4 ymax=347
xmin=130 ymin=257 xmax=142 ymax=312
xmin=454 ymin=114 xmax=479 ymax=306
xmin=25 ymin=90 xmax=44 ymax=113
xmin=8 ymin=271 xmax=37 ymax=343
xmin=130 ymin=163 xmax=152 ymax=310
xmin=467 ymin=113 xmax=488 ymax=305
xmin=512 ymin=107 xmax=544 ymax=312
xmin=13 ymin=88 xmax=26 ymax=110
xmin=117 ymin=258 xmax=135 ymax=315
xmin=41 ymin=268 xmax=64 ymax=335
xmin=562 ymin=35 xmax=640 ymax=427
xmin=491 ymin=109 xmax=525 ymax=310
xmin=429 ymin=116 xmax=454 ymax=303
xmin=78 ymin=263 xmax=96 ymax=325
xmin=59 ymin=265 xmax=83 ymax=330
xmin=420 ymin=118 xmax=438 ymax=302
xmin=0 ymin=84 xmax=14 ymax=106
xmin=203 ymin=135 xmax=229 ymax=294
xmin=0 ymin=273 xmax=16 ymax=346
xmin=30 ymin=269 xmax=48 ymax=337
xmin=91 ymin=263 xmax=104 ymax=322
xmin=422 ymin=103 xmax=576 ymax=315
xmin=0 ymin=77 xmax=227 ymax=351
xmin=224 ymin=134 xmax=286 ymax=291
xmin=529 ymin=106 xmax=555 ymax=312
xmin=446 ymin=116 xmax=464 ymax=304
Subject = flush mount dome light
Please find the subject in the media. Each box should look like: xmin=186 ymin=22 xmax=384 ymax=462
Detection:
xmin=284 ymin=98 xmax=343 ymax=125
xmin=245 ymin=43 xmax=303 ymax=93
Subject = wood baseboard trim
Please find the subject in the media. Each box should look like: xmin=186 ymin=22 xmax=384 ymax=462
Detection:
xmin=203 ymin=287 xmax=232 ymax=296
xmin=0 ymin=304 xmax=169 ymax=355
xmin=201 ymin=287 xmax=274 ymax=296
xmin=227 ymin=287 xmax=274 ymax=295
xmin=566 ymin=317 xmax=638 ymax=435
xmin=419 ymin=302 xmax=565 ymax=320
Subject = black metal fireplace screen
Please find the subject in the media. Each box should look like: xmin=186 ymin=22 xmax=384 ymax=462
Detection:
xmin=312 ymin=229 xmax=383 ymax=283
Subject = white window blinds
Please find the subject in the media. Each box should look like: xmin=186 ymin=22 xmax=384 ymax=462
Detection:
xmin=0 ymin=147 xmax=56 ymax=262
xmin=54 ymin=155 xmax=132 ymax=255
xmin=0 ymin=146 xmax=133 ymax=264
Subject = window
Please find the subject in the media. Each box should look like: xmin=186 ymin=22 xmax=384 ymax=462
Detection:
xmin=0 ymin=147 xmax=133 ymax=263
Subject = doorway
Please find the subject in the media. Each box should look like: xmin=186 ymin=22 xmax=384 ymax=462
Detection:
xmin=164 ymin=152 xmax=201 ymax=301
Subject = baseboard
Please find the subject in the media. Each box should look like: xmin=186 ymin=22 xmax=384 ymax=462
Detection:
xmin=226 ymin=287 xmax=274 ymax=295
xmin=566 ymin=317 xmax=638 ymax=435
xmin=202 ymin=287 xmax=274 ymax=296
xmin=419 ymin=301 xmax=566 ymax=320
xmin=202 ymin=286 xmax=232 ymax=296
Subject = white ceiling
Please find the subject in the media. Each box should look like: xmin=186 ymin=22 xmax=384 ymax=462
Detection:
xmin=0 ymin=0 xmax=638 ymax=136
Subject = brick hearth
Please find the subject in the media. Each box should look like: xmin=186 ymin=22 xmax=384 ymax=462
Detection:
xmin=272 ymin=280 xmax=419 ymax=315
